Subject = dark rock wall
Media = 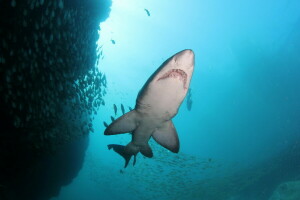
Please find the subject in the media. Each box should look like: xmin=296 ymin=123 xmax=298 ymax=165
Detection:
xmin=0 ymin=0 xmax=111 ymax=199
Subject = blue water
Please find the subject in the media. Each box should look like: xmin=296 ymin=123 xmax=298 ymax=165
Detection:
xmin=51 ymin=0 xmax=300 ymax=199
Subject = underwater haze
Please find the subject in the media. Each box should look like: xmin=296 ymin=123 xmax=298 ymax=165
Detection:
xmin=50 ymin=0 xmax=300 ymax=199
xmin=1 ymin=0 xmax=300 ymax=199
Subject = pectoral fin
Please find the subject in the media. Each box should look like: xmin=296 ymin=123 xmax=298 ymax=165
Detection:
xmin=104 ymin=110 xmax=138 ymax=135
xmin=152 ymin=120 xmax=179 ymax=153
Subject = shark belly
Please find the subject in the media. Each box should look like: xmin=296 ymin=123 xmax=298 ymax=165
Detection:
xmin=131 ymin=116 xmax=156 ymax=145
xmin=137 ymin=76 xmax=187 ymax=120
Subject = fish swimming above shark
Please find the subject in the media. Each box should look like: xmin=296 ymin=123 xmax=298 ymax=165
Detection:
xmin=113 ymin=104 xmax=117 ymax=115
xmin=120 ymin=104 xmax=125 ymax=115
xmin=104 ymin=49 xmax=195 ymax=168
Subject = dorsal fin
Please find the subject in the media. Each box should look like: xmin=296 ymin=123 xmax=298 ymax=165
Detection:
xmin=152 ymin=120 xmax=179 ymax=153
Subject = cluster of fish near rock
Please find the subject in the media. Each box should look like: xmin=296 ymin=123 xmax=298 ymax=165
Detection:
xmin=0 ymin=0 xmax=107 ymax=153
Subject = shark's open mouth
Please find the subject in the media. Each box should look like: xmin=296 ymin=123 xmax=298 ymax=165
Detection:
xmin=157 ymin=69 xmax=188 ymax=89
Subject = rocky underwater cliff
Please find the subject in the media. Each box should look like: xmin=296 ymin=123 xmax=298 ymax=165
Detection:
xmin=0 ymin=0 xmax=111 ymax=199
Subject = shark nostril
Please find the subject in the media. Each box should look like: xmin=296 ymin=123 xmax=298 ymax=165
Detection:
xmin=174 ymin=57 xmax=178 ymax=64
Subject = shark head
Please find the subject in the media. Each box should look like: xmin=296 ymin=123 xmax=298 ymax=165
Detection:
xmin=154 ymin=49 xmax=194 ymax=90
xmin=136 ymin=49 xmax=195 ymax=116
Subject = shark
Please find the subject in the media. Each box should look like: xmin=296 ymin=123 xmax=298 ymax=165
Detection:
xmin=104 ymin=49 xmax=195 ymax=167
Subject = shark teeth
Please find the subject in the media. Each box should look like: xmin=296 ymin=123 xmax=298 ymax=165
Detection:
xmin=157 ymin=69 xmax=188 ymax=89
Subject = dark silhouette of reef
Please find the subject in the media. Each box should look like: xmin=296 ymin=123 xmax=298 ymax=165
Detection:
xmin=0 ymin=0 xmax=111 ymax=199
xmin=0 ymin=135 xmax=89 ymax=200
xmin=237 ymin=18 xmax=300 ymax=199
xmin=225 ymin=139 xmax=300 ymax=200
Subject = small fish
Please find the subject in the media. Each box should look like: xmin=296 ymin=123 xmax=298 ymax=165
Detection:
xmin=187 ymin=99 xmax=192 ymax=111
xmin=121 ymin=104 xmax=125 ymax=115
xmin=128 ymin=106 xmax=133 ymax=111
xmin=144 ymin=8 xmax=150 ymax=16
xmin=111 ymin=39 xmax=116 ymax=44
xmin=120 ymin=169 xmax=124 ymax=174
xmin=186 ymin=88 xmax=192 ymax=111
xmin=113 ymin=104 xmax=117 ymax=115
xmin=102 ymin=74 xmax=107 ymax=87
xmin=111 ymin=116 xmax=115 ymax=122
xmin=103 ymin=121 xmax=109 ymax=128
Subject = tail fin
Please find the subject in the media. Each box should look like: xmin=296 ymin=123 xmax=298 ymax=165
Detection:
xmin=108 ymin=142 xmax=153 ymax=168
xmin=108 ymin=144 xmax=137 ymax=168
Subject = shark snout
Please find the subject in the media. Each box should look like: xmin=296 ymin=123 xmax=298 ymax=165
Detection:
xmin=180 ymin=49 xmax=194 ymax=57
xmin=173 ymin=49 xmax=194 ymax=71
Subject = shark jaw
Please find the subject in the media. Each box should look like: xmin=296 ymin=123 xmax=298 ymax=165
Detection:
xmin=157 ymin=68 xmax=188 ymax=89
xmin=104 ymin=49 xmax=195 ymax=168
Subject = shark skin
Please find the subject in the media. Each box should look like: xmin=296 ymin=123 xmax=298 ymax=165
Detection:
xmin=104 ymin=49 xmax=195 ymax=168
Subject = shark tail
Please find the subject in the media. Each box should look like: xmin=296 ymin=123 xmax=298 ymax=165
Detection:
xmin=108 ymin=142 xmax=153 ymax=168
xmin=108 ymin=144 xmax=136 ymax=168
